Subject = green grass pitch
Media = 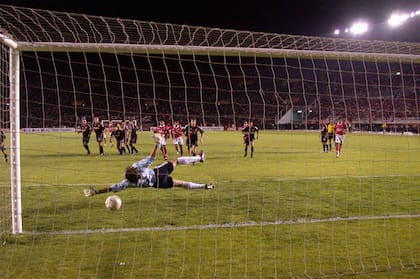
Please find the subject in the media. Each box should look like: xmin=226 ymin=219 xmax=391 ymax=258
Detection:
xmin=0 ymin=130 xmax=419 ymax=278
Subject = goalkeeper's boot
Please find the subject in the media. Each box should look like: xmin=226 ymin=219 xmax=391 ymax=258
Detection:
xmin=83 ymin=186 xmax=97 ymax=197
xmin=204 ymin=183 xmax=214 ymax=190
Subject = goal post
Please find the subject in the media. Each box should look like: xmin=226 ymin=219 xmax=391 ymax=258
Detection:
xmin=8 ymin=45 xmax=22 ymax=234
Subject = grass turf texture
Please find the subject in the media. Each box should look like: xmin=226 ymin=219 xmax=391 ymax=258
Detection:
xmin=0 ymin=130 xmax=419 ymax=278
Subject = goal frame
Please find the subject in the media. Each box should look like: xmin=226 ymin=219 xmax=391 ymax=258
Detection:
xmin=0 ymin=4 xmax=419 ymax=234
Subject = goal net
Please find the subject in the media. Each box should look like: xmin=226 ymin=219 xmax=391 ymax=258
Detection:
xmin=0 ymin=4 xmax=419 ymax=278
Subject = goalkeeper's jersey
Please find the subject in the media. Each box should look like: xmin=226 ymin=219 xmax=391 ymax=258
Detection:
xmin=109 ymin=156 xmax=157 ymax=191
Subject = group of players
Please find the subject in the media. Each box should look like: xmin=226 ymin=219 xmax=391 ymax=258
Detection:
xmin=83 ymin=117 xmax=211 ymax=196
xmin=83 ymin=118 xmax=259 ymax=197
xmin=77 ymin=117 xmax=205 ymax=159
xmin=319 ymin=117 xmax=348 ymax=158
xmin=77 ymin=117 xmax=140 ymax=156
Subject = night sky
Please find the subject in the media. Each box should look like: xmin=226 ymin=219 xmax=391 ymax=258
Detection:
xmin=0 ymin=0 xmax=419 ymax=42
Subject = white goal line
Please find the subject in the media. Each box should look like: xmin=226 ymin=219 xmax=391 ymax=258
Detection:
xmin=27 ymin=213 xmax=420 ymax=236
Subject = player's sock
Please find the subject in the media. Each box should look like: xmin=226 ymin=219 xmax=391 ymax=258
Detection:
xmin=99 ymin=146 xmax=104 ymax=155
xmin=131 ymin=145 xmax=138 ymax=153
xmin=179 ymin=146 xmax=183 ymax=156
xmin=181 ymin=181 xmax=206 ymax=189
xmin=161 ymin=146 xmax=168 ymax=160
xmin=177 ymin=155 xmax=201 ymax=164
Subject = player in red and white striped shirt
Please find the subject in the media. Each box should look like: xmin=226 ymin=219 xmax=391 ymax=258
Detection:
xmin=334 ymin=117 xmax=347 ymax=158
xmin=170 ymin=121 xmax=184 ymax=156
xmin=154 ymin=120 xmax=170 ymax=160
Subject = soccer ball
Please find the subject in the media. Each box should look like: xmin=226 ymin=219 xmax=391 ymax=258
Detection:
xmin=105 ymin=195 xmax=122 ymax=211
xmin=152 ymin=133 xmax=163 ymax=144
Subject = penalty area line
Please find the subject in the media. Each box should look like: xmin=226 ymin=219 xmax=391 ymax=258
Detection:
xmin=27 ymin=213 xmax=420 ymax=236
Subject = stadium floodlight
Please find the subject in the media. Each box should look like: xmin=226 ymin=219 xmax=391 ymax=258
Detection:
xmin=388 ymin=13 xmax=410 ymax=27
xmin=349 ymin=22 xmax=368 ymax=35
xmin=333 ymin=29 xmax=340 ymax=35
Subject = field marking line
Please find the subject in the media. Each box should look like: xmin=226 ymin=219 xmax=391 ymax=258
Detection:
xmin=1 ymin=173 xmax=419 ymax=187
xmin=27 ymin=213 xmax=420 ymax=235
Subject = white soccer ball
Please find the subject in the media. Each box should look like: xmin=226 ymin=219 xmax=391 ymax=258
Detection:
xmin=152 ymin=133 xmax=163 ymax=144
xmin=105 ymin=195 xmax=122 ymax=211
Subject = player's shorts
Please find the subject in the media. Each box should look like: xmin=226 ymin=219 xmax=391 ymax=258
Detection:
xmin=96 ymin=134 xmax=104 ymax=142
xmin=321 ymin=135 xmax=328 ymax=143
xmin=172 ymin=137 xmax=183 ymax=145
xmin=117 ymin=139 xmax=125 ymax=146
xmin=83 ymin=136 xmax=90 ymax=144
xmin=153 ymin=162 xmax=174 ymax=188
xmin=335 ymin=134 xmax=345 ymax=144
xmin=328 ymin=133 xmax=334 ymax=140
xmin=130 ymin=136 xmax=137 ymax=144
xmin=186 ymin=138 xmax=198 ymax=148
xmin=158 ymin=135 xmax=167 ymax=146
xmin=244 ymin=135 xmax=255 ymax=145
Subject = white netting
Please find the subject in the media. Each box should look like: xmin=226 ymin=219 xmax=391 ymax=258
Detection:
xmin=0 ymin=4 xmax=419 ymax=278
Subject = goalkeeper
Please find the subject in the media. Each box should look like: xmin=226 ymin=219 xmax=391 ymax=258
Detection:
xmin=84 ymin=143 xmax=214 ymax=197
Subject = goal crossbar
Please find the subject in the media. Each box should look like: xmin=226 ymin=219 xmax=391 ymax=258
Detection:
xmin=11 ymin=41 xmax=420 ymax=63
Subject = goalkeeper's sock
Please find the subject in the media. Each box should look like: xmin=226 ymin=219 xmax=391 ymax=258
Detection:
xmin=177 ymin=155 xmax=201 ymax=165
xmin=181 ymin=181 xmax=206 ymax=189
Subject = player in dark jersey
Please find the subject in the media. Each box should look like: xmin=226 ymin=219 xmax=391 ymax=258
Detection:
xmin=183 ymin=118 xmax=204 ymax=156
xmin=0 ymin=129 xmax=8 ymax=163
xmin=128 ymin=120 xmax=139 ymax=154
xmin=242 ymin=121 xmax=259 ymax=158
xmin=110 ymin=124 xmax=127 ymax=155
xmin=93 ymin=117 xmax=105 ymax=156
xmin=83 ymin=142 xmax=213 ymax=197
xmin=320 ymin=121 xmax=328 ymax=153
xmin=77 ymin=119 xmax=91 ymax=155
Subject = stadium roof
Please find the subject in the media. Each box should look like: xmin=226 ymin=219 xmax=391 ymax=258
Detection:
xmin=0 ymin=4 xmax=419 ymax=61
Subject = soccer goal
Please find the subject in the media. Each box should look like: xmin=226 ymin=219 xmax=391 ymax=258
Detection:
xmin=0 ymin=4 xmax=419 ymax=278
